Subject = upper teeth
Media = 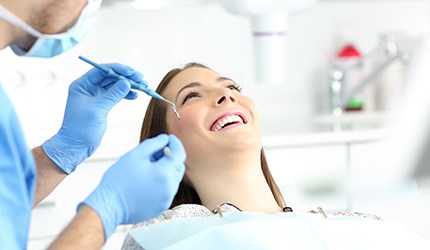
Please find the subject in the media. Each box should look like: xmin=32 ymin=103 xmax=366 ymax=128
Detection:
xmin=213 ymin=114 xmax=243 ymax=131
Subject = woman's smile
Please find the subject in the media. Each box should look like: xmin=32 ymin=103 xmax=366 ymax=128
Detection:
xmin=210 ymin=110 xmax=248 ymax=132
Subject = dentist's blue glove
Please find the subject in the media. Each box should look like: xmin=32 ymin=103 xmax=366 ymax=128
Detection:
xmin=42 ymin=63 xmax=146 ymax=174
xmin=81 ymin=134 xmax=186 ymax=239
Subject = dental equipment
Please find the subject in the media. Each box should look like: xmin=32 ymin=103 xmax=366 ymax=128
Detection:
xmin=328 ymin=34 xmax=411 ymax=115
xmin=218 ymin=0 xmax=319 ymax=85
xmin=78 ymin=55 xmax=181 ymax=119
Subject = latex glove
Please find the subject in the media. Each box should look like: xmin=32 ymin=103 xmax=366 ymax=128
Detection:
xmin=42 ymin=63 xmax=146 ymax=174
xmin=81 ymin=134 xmax=186 ymax=239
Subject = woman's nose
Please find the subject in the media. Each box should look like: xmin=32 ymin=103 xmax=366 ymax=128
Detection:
xmin=215 ymin=88 xmax=237 ymax=106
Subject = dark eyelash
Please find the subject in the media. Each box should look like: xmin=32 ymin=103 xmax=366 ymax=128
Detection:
xmin=182 ymin=91 xmax=201 ymax=104
xmin=228 ymin=83 xmax=242 ymax=92
xmin=181 ymin=83 xmax=242 ymax=105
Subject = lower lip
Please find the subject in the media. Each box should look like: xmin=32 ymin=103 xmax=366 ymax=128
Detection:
xmin=216 ymin=122 xmax=245 ymax=132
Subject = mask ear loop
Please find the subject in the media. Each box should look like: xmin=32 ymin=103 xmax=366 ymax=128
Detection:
xmin=0 ymin=4 xmax=42 ymax=38
xmin=0 ymin=0 xmax=101 ymax=40
xmin=64 ymin=0 xmax=102 ymax=41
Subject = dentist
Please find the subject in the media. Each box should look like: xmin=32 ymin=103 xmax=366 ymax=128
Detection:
xmin=0 ymin=0 xmax=186 ymax=249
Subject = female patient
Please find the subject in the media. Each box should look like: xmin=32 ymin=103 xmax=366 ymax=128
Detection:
xmin=121 ymin=63 xmax=383 ymax=249
xmin=122 ymin=62 xmax=290 ymax=248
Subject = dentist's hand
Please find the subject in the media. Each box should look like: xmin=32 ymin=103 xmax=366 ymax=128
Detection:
xmin=42 ymin=63 xmax=146 ymax=174
xmin=81 ymin=134 xmax=186 ymax=239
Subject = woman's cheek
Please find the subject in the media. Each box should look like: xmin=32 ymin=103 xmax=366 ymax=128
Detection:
xmin=171 ymin=104 xmax=202 ymax=136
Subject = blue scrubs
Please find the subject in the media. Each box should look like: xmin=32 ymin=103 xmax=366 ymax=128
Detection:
xmin=0 ymin=84 xmax=36 ymax=249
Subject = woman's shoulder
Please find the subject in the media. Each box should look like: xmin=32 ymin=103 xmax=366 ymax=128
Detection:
xmin=329 ymin=210 xmax=383 ymax=220
xmin=121 ymin=204 xmax=215 ymax=250
xmin=132 ymin=203 xmax=242 ymax=228
xmin=306 ymin=207 xmax=383 ymax=221
xmin=133 ymin=204 xmax=213 ymax=228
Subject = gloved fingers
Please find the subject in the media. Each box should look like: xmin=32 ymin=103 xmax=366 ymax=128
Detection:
xmin=98 ymin=77 xmax=118 ymax=88
xmin=138 ymin=134 xmax=170 ymax=158
xmin=104 ymin=63 xmax=145 ymax=84
xmin=101 ymin=79 xmax=132 ymax=108
xmin=72 ymin=63 xmax=144 ymax=94
xmin=124 ymin=90 xmax=138 ymax=100
xmin=68 ymin=69 xmax=114 ymax=97
xmin=167 ymin=134 xmax=186 ymax=163
xmin=94 ymin=78 xmax=138 ymax=100
xmin=80 ymin=63 xmax=142 ymax=88
xmin=139 ymin=79 xmax=149 ymax=88
xmin=69 ymin=69 xmax=105 ymax=96
xmin=155 ymin=134 xmax=186 ymax=171
xmin=77 ymin=64 xmax=124 ymax=87
xmin=102 ymin=63 xmax=136 ymax=77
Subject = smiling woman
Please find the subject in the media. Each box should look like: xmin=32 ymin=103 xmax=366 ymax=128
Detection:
xmin=121 ymin=62 xmax=289 ymax=249
xmin=120 ymin=63 xmax=430 ymax=250
xmin=139 ymin=62 xmax=286 ymax=210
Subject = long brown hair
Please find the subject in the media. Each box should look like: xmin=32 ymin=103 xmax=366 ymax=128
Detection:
xmin=140 ymin=63 xmax=286 ymax=209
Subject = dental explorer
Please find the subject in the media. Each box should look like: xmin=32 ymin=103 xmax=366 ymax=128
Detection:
xmin=78 ymin=55 xmax=181 ymax=119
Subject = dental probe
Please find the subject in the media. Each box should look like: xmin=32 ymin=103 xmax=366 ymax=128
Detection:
xmin=78 ymin=55 xmax=181 ymax=119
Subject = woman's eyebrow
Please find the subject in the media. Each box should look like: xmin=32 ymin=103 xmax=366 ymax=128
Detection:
xmin=174 ymin=77 xmax=236 ymax=102
xmin=217 ymin=76 xmax=235 ymax=83
xmin=175 ymin=82 xmax=202 ymax=102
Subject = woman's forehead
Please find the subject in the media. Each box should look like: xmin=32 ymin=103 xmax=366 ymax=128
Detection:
xmin=174 ymin=67 xmax=219 ymax=86
xmin=164 ymin=67 xmax=220 ymax=97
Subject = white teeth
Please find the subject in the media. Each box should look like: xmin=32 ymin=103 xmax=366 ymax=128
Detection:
xmin=213 ymin=114 xmax=243 ymax=131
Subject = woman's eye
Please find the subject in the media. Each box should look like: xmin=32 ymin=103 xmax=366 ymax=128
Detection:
xmin=182 ymin=91 xmax=201 ymax=104
xmin=228 ymin=83 xmax=242 ymax=92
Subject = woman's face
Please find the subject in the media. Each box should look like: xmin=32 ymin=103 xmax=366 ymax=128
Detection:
xmin=162 ymin=67 xmax=262 ymax=168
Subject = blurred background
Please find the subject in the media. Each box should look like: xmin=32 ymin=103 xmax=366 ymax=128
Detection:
xmin=1 ymin=0 xmax=429 ymax=248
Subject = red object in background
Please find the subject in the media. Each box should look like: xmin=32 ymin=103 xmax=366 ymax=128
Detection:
xmin=337 ymin=44 xmax=362 ymax=58
xmin=336 ymin=44 xmax=364 ymax=112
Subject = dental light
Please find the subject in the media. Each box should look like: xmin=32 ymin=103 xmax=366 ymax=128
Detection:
xmin=217 ymin=0 xmax=318 ymax=85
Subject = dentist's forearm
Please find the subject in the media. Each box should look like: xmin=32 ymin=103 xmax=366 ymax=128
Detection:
xmin=48 ymin=205 xmax=105 ymax=249
xmin=32 ymin=146 xmax=67 ymax=206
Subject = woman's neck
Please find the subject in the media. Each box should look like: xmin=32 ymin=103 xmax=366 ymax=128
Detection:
xmin=187 ymin=151 xmax=282 ymax=214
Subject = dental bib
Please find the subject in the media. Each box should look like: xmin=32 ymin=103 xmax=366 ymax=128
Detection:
xmin=129 ymin=211 xmax=430 ymax=250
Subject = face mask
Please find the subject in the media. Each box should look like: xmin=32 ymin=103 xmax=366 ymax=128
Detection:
xmin=0 ymin=0 xmax=101 ymax=58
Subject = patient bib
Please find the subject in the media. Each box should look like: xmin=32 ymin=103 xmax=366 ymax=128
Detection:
xmin=130 ymin=212 xmax=430 ymax=250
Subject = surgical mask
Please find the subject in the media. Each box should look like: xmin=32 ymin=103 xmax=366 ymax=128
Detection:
xmin=0 ymin=0 xmax=101 ymax=58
